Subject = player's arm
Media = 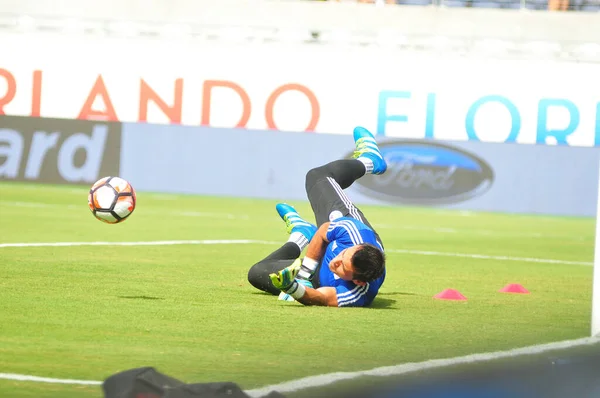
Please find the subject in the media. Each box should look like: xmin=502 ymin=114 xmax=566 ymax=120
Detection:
xmin=295 ymin=222 xmax=331 ymax=280
xmin=296 ymin=287 xmax=337 ymax=307
xmin=304 ymin=222 xmax=330 ymax=264
xmin=294 ymin=222 xmax=340 ymax=306
xmin=269 ymin=260 xmax=338 ymax=307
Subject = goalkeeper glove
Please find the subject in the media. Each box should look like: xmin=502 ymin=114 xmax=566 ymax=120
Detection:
xmin=278 ymin=279 xmax=313 ymax=301
xmin=269 ymin=259 xmax=307 ymax=300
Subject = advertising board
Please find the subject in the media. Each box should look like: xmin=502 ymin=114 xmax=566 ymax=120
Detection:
xmin=119 ymin=123 xmax=599 ymax=217
xmin=0 ymin=115 xmax=121 ymax=184
xmin=1 ymin=34 xmax=598 ymax=147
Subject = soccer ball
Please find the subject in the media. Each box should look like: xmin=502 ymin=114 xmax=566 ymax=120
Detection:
xmin=88 ymin=176 xmax=136 ymax=224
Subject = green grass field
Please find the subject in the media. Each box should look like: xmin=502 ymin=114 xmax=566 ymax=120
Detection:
xmin=0 ymin=181 xmax=596 ymax=398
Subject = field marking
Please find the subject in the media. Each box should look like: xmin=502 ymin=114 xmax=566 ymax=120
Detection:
xmin=0 ymin=337 xmax=597 ymax=394
xmin=246 ymin=336 xmax=600 ymax=397
xmin=374 ymin=223 xmax=589 ymax=241
xmin=0 ymin=374 xmax=101 ymax=385
xmin=0 ymin=201 xmax=249 ymax=220
xmin=0 ymin=240 xmax=278 ymax=248
xmin=0 ymin=201 xmax=79 ymax=209
xmin=387 ymin=249 xmax=593 ymax=266
xmin=0 ymin=240 xmax=591 ymax=266
xmin=2 ymin=201 xmax=591 ymax=240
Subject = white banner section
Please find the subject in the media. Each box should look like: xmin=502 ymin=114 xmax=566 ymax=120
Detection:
xmin=1 ymin=33 xmax=599 ymax=146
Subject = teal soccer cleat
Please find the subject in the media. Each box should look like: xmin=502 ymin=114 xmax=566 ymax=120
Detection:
xmin=352 ymin=126 xmax=387 ymax=175
xmin=275 ymin=203 xmax=317 ymax=242
xmin=275 ymin=204 xmax=317 ymax=302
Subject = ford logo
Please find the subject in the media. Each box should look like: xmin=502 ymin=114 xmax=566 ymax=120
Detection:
xmin=353 ymin=141 xmax=494 ymax=205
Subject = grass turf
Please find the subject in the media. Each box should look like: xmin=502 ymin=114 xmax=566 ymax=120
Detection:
xmin=0 ymin=182 xmax=595 ymax=397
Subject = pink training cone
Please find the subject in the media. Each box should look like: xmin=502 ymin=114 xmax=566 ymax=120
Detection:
xmin=434 ymin=289 xmax=467 ymax=301
xmin=499 ymin=283 xmax=530 ymax=294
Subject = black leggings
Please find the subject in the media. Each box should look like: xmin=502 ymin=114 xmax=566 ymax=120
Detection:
xmin=247 ymin=159 xmax=380 ymax=295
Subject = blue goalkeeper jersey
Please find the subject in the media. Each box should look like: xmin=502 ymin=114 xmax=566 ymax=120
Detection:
xmin=317 ymin=217 xmax=385 ymax=308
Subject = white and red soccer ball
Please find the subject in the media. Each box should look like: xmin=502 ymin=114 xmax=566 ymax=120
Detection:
xmin=88 ymin=177 xmax=136 ymax=224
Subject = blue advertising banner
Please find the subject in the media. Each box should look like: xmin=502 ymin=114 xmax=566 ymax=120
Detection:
xmin=120 ymin=123 xmax=599 ymax=217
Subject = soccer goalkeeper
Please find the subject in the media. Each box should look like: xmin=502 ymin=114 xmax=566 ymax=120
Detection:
xmin=247 ymin=126 xmax=387 ymax=307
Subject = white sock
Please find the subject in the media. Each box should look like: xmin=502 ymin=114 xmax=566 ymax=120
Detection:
xmin=297 ymin=257 xmax=319 ymax=280
xmin=357 ymin=157 xmax=374 ymax=174
xmin=288 ymin=232 xmax=309 ymax=251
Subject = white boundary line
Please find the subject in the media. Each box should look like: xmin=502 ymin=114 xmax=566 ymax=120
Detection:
xmin=0 ymin=201 xmax=248 ymax=220
xmin=0 ymin=337 xmax=597 ymax=395
xmin=0 ymin=374 xmax=101 ymax=385
xmin=387 ymin=249 xmax=593 ymax=266
xmin=374 ymin=223 xmax=589 ymax=241
xmin=246 ymin=336 xmax=600 ymax=397
xmin=0 ymin=240 xmax=279 ymax=248
xmin=2 ymin=201 xmax=590 ymax=239
xmin=0 ymin=240 xmax=592 ymax=266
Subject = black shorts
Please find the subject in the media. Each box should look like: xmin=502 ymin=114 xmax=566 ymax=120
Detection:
xmin=306 ymin=176 xmax=383 ymax=246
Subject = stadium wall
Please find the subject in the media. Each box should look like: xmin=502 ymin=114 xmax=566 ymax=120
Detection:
xmin=1 ymin=115 xmax=597 ymax=217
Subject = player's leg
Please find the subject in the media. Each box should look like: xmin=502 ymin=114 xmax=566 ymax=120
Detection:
xmin=247 ymin=204 xmax=316 ymax=296
xmin=247 ymin=243 xmax=302 ymax=295
xmin=306 ymin=160 xmax=371 ymax=226
xmin=299 ymin=127 xmax=387 ymax=285
xmin=305 ymin=126 xmax=386 ymax=234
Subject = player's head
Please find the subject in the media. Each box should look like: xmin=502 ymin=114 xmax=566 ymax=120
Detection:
xmin=328 ymin=243 xmax=385 ymax=285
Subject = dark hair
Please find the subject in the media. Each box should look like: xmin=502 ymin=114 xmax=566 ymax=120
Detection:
xmin=351 ymin=244 xmax=386 ymax=282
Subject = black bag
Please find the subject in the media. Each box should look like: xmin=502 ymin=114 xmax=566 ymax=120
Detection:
xmin=102 ymin=367 xmax=286 ymax=398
